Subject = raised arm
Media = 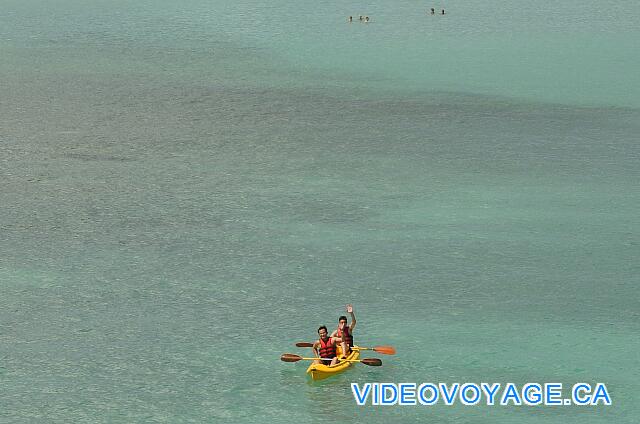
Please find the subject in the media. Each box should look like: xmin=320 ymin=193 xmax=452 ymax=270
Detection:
xmin=347 ymin=304 xmax=356 ymax=331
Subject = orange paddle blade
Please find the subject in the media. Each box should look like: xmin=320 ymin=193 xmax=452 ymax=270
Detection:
xmin=373 ymin=346 xmax=396 ymax=355
xmin=295 ymin=342 xmax=314 ymax=348
xmin=361 ymin=358 xmax=382 ymax=366
xmin=280 ymin=353 xmax=303 ymax=362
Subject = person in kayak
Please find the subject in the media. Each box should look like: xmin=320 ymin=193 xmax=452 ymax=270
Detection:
xmin=313 ymin=326 xmax=342 ymax=366
xmin=331 ymin=304 xmax=356 ymax=358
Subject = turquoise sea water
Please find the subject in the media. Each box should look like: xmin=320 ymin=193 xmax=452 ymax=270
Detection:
xmin=1 ymin=0 xmax=638 ymax=422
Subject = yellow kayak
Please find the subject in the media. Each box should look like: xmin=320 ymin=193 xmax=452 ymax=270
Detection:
xmin=306 ymin=345 xmax=360 ymax=381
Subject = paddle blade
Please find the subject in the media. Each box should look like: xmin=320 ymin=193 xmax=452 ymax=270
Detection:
xmin=373 ymin=346 xmax=396 ymax=355
xmin=361 ymin=358 xmax=382 ymax=366
xmin=280 ymin=353 xmax=303 ymax=362
xmin=295 ymin=342 xmax=314 ymax=348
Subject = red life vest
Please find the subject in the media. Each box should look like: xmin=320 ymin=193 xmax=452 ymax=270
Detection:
xmin=338 ymin=326 xmax=353 ymax=347
xmin=318 ymin=337 xmax=336 ymax=359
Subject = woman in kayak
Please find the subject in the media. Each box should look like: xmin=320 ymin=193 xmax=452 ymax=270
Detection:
xmin=331 ymin=304 xmax=356 ymax=358
xmin=313 ymin=326 xmax=342 ymax=366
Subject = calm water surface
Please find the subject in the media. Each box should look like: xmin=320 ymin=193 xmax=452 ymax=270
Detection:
xmin=1 ymin=0 xmax=638 ymax=422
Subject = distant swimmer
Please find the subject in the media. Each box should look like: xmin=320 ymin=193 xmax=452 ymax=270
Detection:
xmin=441 ymin=9 xmax=445 ymax=15
xmin=430 ymin=8 xmax=435 ymax=15
xmin=359 ymin=15 xmax=363 ymax=21
xmin=348 ymin=16 xmax=353 ymax=22
xmin=365 ymin=16 xmax=370 ymax=23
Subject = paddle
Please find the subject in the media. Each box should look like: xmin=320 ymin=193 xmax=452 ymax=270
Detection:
xmin=280 ymin=354 xmax=382 ymax=366
xmin=295 ymin=342 xmax=396 ymax=355
xmin=353 ymin=346 xmax=396 ymax=355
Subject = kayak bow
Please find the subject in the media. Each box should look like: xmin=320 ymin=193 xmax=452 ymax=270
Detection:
xmin=306 ymin=345 xmax=360 ymax=381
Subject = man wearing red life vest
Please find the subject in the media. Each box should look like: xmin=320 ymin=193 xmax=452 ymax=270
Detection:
xmin=313 ymin=325 xmax=343 ymax=366
xmin=331 ymin=304 xmax=356 ymax=358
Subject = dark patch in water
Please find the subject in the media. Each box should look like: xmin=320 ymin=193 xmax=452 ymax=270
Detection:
xmin=64 ymin=153 xmax=135 ymax=162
